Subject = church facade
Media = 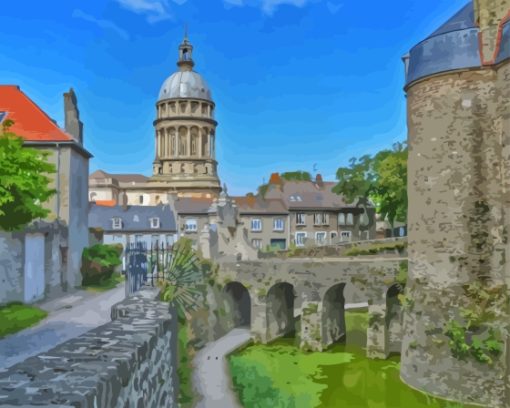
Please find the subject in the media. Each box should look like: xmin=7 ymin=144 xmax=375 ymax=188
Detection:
xmin=89 ymin=35 xmax=221 ymax=204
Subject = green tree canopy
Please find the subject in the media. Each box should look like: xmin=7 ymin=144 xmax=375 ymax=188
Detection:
xmin=280 ymin=171 xmax=311 ymax=181
xmin=0 ymin=120 xmax=56 ymax=231
xmin=372 ymin=142 xmax=408 ymax=227
xmin=333 ymin=142 xmax=408 ymax=230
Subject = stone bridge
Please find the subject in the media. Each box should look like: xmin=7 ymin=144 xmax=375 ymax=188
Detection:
xmin=216 ymin=256 xmax=406 ymax=358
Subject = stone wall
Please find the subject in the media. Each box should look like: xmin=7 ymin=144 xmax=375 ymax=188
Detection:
xmin=0 ymin=220 xmax=68 ymax=305
xmin=0 ymin=287 xmax=178 ymax=408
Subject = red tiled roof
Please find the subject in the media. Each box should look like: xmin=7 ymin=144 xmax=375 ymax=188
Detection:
xmin=94 ymin=200 xmax=117 ymax=207
xmin=0 ymin=85 xmax=72 ymax=142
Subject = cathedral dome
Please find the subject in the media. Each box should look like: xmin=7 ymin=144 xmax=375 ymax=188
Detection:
xmin=158 ymin=71 xmax=212 ymax=102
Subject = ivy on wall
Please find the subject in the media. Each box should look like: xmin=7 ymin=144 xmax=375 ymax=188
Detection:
xmin=444 ymin=282 xmax=508 ymax=365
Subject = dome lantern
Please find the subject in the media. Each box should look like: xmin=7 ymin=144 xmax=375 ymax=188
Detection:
xmin=177 ymin=29 xmax=194 ymax=72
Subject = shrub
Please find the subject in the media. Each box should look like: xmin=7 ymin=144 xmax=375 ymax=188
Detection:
xmin=81 ymin=244 xmax=122 ymax=285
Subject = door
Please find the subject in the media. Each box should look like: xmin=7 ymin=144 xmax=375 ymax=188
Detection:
xmin=24 ymin=233 xmax=45 ymax=303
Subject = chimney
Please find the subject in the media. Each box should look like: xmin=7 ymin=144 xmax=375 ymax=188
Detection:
xmin=64 ymin=88 xmax=83 ymax=144
xmin=315 ymin=173 xmax=324 ymax=187
xmin=269 ymin=172 xmax=282 ymax=185
xmin=121 ymin=192 xmax=128 ymax=211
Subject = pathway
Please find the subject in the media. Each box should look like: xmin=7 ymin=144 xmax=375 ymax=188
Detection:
xmin=0 ymin=285 xmax=125 ymax=370
xmin=192 ymin=328 xmax=251 ymax=408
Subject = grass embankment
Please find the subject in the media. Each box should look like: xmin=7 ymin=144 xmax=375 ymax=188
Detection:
xmin=177 ymin=318 xmax=194 ymax=407
xmin=81 ymin=272 xmax=124 ymax=292
xmin=344 ymin=241 xmax=406 ymax=257
xmin=0 ymin=302 xmax=48 ymax=338
xmin=228 ymin=309 xmax=473 ymax=408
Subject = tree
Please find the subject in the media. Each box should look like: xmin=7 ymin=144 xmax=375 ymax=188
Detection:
xmin=280 ymin=171 xmax=311 ymax=182
xmin=161 ymin=238 xmax=208 ymax=318
xmin=372 ymin=142 xmax=408 ymax=233
xmin=332 ymin=155 xmax=376 ymax=202
xmin=333 ymin=142 xmax=408 ymax=235
xmin=0 ymin=120 xmax=56 ymax=231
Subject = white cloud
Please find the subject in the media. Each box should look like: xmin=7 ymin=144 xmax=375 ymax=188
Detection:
xmin=223 ymin=0 xmax=313 ymax=15
xmin=326 ymin=1 xmax=342 ymax=14
xmin=114 ymin=0 xmax=174 ymax=23
xmin=73 ymin=9 xmax=130 ymax=40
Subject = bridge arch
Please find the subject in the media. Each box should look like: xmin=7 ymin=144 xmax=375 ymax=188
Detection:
xmin=322 ymin=283 xmax=346 ymax=347
xmin=266 ymin=282 xmax=296 ymax=341
xmin=223 ymin=282 xmax=251 ymax=327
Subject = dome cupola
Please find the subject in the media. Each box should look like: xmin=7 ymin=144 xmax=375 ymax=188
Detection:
xmin=158 ymin=34 xmax=212 ymax=102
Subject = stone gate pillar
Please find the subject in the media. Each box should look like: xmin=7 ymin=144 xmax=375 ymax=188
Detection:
xmin=367 ymin=300 xmax=389 ymax=359
xmin=299 ymin=301 xmax=322 ymax=351
xmin=250 ymin=292 xmax=268 ymax=343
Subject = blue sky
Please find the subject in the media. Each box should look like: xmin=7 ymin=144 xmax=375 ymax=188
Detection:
xmin=0 ymin=0 xmax=467 ymax=195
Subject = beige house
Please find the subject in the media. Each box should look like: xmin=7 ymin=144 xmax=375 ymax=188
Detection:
xmin=264 ymin=173 xmax=376 ymax=246
xmin=234 ymin=197 xmax=289 ymax=250
xmin=173 ymin=197 xmax=213 ymax=247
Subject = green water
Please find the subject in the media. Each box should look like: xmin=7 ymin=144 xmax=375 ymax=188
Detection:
xmin=228 ymin=310 xmax=475 ymax=408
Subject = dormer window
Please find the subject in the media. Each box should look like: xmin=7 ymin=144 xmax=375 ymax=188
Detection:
xmin=112 ymin=217 xmax=122 ymax=230
xmin=150 ymin=217 xmax=160 ymax=229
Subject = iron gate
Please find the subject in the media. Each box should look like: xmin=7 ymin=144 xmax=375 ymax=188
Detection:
xmin=125 ymin=242 xmax=173 ymax=296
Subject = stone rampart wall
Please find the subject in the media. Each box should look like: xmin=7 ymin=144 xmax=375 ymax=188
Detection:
xmin=0 ymin=287 xmax=178 ymax=408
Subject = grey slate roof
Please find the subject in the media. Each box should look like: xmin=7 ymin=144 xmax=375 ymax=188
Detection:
xmin=405 ymin=2 xmax=510 ymax=86
xmin=264 ymin=181 xmax=356 ymax=210
xmin=89 ymin=204 xmax=177 ymax=232
xmin=234 ymin=197 xmax=288 ymax=215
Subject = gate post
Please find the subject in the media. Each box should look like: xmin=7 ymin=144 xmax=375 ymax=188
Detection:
xmin=367 ymin=300 xmax=389 ymax=359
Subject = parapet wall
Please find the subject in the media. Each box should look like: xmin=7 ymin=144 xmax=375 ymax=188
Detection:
xmin=0 ymin=287 xmax=178 ymax=408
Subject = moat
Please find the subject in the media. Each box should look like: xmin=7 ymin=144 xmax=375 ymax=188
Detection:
xmin=228 ymin=309 xmax=477 ymax=408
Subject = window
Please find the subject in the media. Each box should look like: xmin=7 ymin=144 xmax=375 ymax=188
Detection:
xmin=89 ymin=192 xmax=97 ymax=202
xmin=139 ymin=195 xmax=144 ymax=204
xmin=338 ymin=213 xmax=346 ymax=225
xmin=252 ymin=239 xmax=262 ymax=249
xmin=296 ymin=213 xmax=306 ymax=226
xmin=112 ymin=217 xmax=122 ymax=230
xmin=331 ymin=232 xmax=338 ymax=241
xmin=314 ymin=213 xmax=330 ymax=226
xmin=184 ymin=219 xmax=198 ymax=233
xmin=295 ymin=232 xmax=307 ymax=247
xmin=273 ymin=218 xmax=285 ymax=231
xmin=150 ymin=217 xmax=160 ymax=229
xmin=166 ymin=234 xmax=174 ymax=246
xmin=135 ymin=234 xmax=143 ymax=243
xmin=151 ymin=235 xmax=159 ymax=247
xmin=340 ymin=231 xmax=352 ymax=242
xmin=251 ymin=219 xmax=262 ymax=232
xmin=346 ymin=213 xmax=354 ymax=225
xmin=315 ymin=232 xmax=327 ymax=245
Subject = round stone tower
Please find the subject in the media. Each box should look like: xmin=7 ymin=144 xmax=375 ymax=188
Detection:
xmin=402 ymin=1 xmax=510 ymax=406
xmin=151 ymin=34 xmax=221 ymax=197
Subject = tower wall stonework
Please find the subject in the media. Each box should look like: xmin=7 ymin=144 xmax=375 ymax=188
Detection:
xmin=403 ymin=30 xmax=510 ymax=408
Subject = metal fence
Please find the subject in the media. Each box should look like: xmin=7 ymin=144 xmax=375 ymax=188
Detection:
xmin=125 ymin=242 xmax=173 ymax=296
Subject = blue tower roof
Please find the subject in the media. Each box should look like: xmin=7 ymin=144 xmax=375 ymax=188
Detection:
xmin=404 ymin=2 xmax=510 ymax=86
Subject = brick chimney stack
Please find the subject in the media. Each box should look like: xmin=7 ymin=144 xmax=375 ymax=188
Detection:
xmin=64 ymin=88 xmax=83 ymax=144
xmin=315 ymin=173 xmax=324 ymax=188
